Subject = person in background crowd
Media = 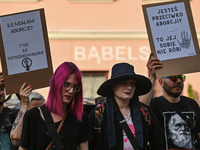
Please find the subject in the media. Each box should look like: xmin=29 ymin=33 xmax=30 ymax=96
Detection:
xmin=0 ymin=72 xmax=19 ymax=150
xmin=28 ymin=91 xmax=45 ymax=110
xmin=142 ymin=53 xmax=200 ymax=149
xmin=89 ymin=62 xmax=165 ymax=150
xmin=10 ymin=83 xmax=45 ymax=147
xmin=19 ymin=62 xmax=92 ymax=150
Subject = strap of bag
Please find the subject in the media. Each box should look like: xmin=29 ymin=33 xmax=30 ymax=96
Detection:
xmin=0 ymin=94 xmax=12 ymax=105
xmin=46 ymin=112 xmax=67 ymax=150
xmin=40 ymin=105 xmax=66 ymax=150
xmin=114 ymin=105 xmax=140 ymax=150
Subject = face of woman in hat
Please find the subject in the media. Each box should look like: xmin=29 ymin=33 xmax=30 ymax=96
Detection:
xmin=111 ymin=79 xmax=136 ymax=101
xmin=97 ymin=63 xmax=152 ymax=97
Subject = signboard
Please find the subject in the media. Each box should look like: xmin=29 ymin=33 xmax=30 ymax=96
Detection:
xmin=142 ymin=0 xmax=200 ymax=78
xmin=0 ymin=9 xmax=53 ymax=94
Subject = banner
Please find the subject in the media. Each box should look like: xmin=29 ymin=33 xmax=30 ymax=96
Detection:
xmin=142 ymin=0 xmax=200 ymax=78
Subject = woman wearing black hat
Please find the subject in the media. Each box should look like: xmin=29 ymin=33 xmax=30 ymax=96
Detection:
xmin=89 ymin=62 xmax=165 ymax=150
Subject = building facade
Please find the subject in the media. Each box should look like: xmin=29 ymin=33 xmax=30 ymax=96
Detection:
xmin=0 ymin=0 xmax=199 ymax=104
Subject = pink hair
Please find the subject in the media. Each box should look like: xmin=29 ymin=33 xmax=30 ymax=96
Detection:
xmin=45 ymin=62 xmax=83 ymax=122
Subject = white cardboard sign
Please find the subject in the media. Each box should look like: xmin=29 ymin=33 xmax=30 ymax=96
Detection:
xmin=0 ymin=10 xmax=48 ymax=75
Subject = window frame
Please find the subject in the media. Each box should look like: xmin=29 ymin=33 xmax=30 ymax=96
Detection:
xmin=82 ymin=71 xmax=108 ymax=101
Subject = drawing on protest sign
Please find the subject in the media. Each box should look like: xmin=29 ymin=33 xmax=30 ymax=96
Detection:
xmin=0 ymin=9 xmax=53 ymax=94
xmin=142 ymin=0 xmax=200 ymax=78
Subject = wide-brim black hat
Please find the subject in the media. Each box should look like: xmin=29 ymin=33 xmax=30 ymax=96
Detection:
xmin=97 ymin=63 xmax=152 ymax=97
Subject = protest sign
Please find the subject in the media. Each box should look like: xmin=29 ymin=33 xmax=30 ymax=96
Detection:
xmin=142 ymin=0 xmax=200 ymax=78
xmin=0 ymin=9 xmax=53 ymax=94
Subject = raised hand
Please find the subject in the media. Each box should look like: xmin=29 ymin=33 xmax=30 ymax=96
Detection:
xmin=19 ymin=82 xmax=33 ymax=106
xmin=10 ymin=82 xmax=33 ymax=146
xmin=146 ymin=53 xmax=163 ymax=79
xmin=140 ymin=53 xmax=163 ymax=105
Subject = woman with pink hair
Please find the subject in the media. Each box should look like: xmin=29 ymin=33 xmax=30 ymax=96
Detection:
xmin=19 ymin=62 xmax=92 ymax=150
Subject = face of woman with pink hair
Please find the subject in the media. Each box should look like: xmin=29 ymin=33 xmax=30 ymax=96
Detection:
xmin=61 ymin=73 xmax=80 ymax=105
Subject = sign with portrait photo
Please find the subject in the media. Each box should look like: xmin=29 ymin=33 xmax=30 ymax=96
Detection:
xmin=142 ymin=0 xmax=200 ymax=78
xmin=0 ymin=9 xmax=53 ymax=94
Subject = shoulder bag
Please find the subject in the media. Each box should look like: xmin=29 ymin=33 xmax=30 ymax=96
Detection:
xmin=39 ymin=105 xmax=67 ymax=150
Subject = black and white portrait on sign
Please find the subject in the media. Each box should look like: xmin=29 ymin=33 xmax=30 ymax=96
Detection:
xmin=164 ymin=111 xmax=195 ymax=149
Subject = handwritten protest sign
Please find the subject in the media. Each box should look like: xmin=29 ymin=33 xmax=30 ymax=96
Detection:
xmin=0 ymin=9 xmax=53 ymax=94
xmin=142 ymin=0 xmax=200 ymax=78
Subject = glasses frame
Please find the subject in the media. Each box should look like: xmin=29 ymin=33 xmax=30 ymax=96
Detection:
xmin=62 ymin=82 xmax=81 ymax=93
xmin=162 ymin=75 xmax=186 ymax=82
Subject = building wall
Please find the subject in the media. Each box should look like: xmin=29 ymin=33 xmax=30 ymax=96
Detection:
xmin=0 ymin=0 xmax=199 ymax=102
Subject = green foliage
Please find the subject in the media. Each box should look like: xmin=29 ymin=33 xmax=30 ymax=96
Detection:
xmin=188 ymin=84 xmax=196 ymax=100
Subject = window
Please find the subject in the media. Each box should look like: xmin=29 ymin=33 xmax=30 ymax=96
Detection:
xmin=82 ymin=71 xmax=107 ymax=103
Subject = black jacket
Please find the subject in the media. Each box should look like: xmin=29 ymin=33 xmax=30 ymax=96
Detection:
xmin=89 ymin=102 xmax=165 ymax=150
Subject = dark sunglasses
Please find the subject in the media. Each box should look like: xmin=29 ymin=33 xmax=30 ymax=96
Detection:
xmin=162 ymin=75 xmax=186 ymax=82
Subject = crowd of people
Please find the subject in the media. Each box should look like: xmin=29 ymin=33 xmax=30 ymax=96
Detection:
xmin=0 ymin=53 xmax=200 ymax=150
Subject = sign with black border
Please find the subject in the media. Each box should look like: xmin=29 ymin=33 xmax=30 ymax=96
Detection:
xmin=142 ymin=0 xmax=200 ymax=78
xmin=0 ymin=8 xmax=53 ymax=94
